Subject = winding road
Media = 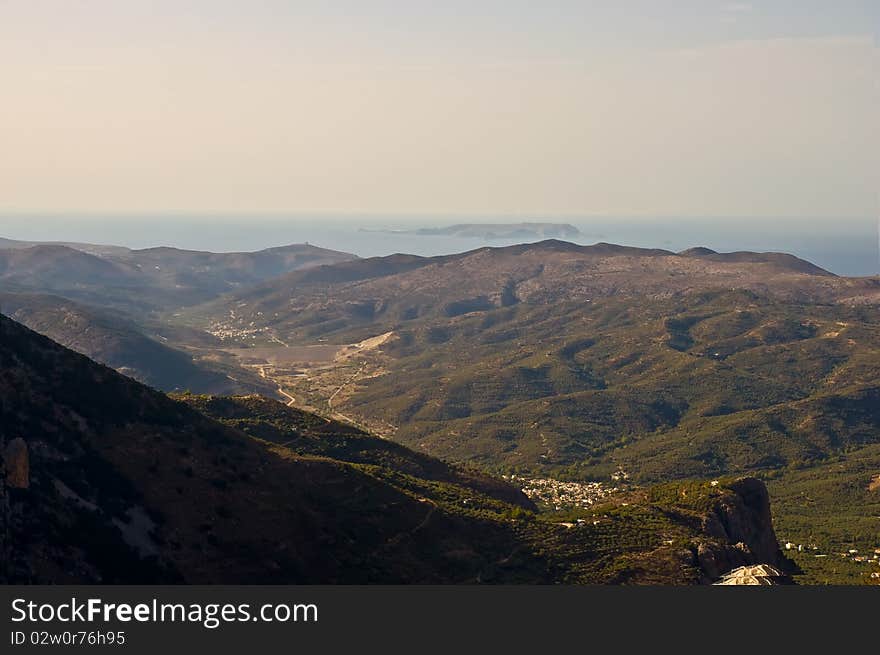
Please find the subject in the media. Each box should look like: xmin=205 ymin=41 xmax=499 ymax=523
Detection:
xmin=258 ymin=365 xmax=297 ymax=407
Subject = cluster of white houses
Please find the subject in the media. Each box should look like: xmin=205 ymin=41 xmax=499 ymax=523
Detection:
xmin=206 ymin=318 xmax=269 ymax=341
xmin=508 ymin=475 xmax=622 ymax=510
xmin=782 ymin=540 xmax=880 ymax=566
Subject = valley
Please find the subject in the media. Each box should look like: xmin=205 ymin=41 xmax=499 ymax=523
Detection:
xmin=5 ymin=0 xmax=877 ymax=606
xmin=0 ymin=313 xmax=789 ymax=584
xmin=3 ymin=236 xmax=879 ymax=583
xmin=170 ymin=241 xmax=880 ymax=583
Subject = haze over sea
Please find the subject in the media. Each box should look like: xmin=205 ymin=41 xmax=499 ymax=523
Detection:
xmin=1 ymin=214 xmax=877 ymax=277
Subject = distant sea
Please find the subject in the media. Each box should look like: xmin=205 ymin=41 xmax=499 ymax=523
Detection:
xmin=0 ymin=214 xmax=877 ymax=277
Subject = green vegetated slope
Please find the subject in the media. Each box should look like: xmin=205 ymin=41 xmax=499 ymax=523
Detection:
xmin=0 ymin=314 xmax=784 ymax=584
xmin=184 ymin=242 xmax=880 ymax=583
xmin=341 ymin=294 xmax=876 ymax=457
xmin=349 ymin=294 xmax=880 ymax=582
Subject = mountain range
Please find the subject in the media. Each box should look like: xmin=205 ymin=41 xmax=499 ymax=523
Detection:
xmin=3 ymin=236 xmax=878 ymax=583
xmin=190 ymin=240 xmax=872 ymax=342
xmin=177 ymin=240 xmax=879 ymax=583
xmin=0 ymin=238 xmax=356 ymax=315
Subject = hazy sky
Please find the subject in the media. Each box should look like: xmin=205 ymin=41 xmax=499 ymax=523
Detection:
xmin=1 ymin=1 xmax=877 ymax=218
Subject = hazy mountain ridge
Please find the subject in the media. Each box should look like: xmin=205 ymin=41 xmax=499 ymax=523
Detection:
xmin=0 ymin=238 xmax=357 ymax=314
xmin=0 ymin=237 xmax=131 ymax=257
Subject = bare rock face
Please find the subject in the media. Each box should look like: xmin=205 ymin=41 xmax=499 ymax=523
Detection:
xmin=697 ymin=477 xmax=787 ymax=582
xmin=718 ymin=477 xmax=781 ymax=564
xmin=4 ymin=438 xmax=29 ymax=489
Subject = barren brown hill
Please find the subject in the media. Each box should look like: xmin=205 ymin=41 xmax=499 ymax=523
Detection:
xmin=190 ymin=240 xmax=878 ymax=342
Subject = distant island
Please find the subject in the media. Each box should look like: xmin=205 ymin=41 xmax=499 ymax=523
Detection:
xmin=360 ymin=222 xmax=582 ymax=240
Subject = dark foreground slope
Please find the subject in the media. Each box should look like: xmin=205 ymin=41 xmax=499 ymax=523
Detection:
xmin=0 ymin=314 xmax=537 ymax=583
xmin=176 ymin=394 xmax=532 ymax=508
xmin=0 ymin=314 xmax=784 ymax=584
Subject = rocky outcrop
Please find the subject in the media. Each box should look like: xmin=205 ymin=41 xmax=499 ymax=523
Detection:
xmin=695 ymin=477 xmax=787 ymax=582
xmin=3 ymin=438 xmax=29 ymax=489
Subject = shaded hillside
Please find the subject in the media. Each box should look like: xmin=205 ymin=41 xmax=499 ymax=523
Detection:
xmin=0 ymin=245 xmax=129 ymax=289
xmin=0 ymin=292 xmax=260 ymax=394
xmin=0 ymin=314 xmax=537 ymax=583
xmin=0 ymin=240 xmax=356 ymax=315
xmin=0 ymin=314 xmax=782 ymax=584
xmin=176 ymin=394 xmax=534 ymax=508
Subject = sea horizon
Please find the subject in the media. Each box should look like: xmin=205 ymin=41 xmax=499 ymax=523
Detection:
xmin=1 ymin=213 xmax=877 ymax=277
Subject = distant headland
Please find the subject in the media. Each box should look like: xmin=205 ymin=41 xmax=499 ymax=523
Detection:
xmin=359 ymin=222 xmax=582 ymax=240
